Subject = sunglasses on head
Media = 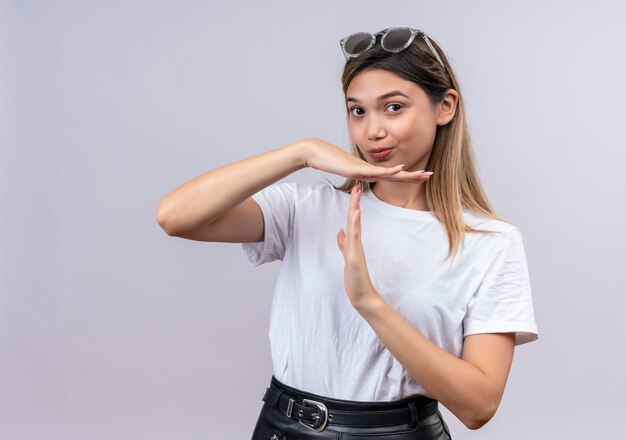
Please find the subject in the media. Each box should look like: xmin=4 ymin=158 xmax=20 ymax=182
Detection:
xmin=339 ymin=27 xmax=445 ymax=69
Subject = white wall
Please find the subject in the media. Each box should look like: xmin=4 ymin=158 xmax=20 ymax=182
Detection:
xmin=1 ymin=0 xmax=624 ymax=438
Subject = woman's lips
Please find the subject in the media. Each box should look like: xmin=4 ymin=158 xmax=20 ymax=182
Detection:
xmin=368 ymin=148 xmax=393 ymax=161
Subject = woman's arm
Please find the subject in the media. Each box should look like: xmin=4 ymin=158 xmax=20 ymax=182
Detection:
xmin=156 ymin=137 xmax=428 ymax=240
xmin=356 ymin=298 xmax=515 ymax=430
xmin=156 ymin=140 xmax=308 ymax=237
xmin=338 ymin=182 xmax=516 ymax=431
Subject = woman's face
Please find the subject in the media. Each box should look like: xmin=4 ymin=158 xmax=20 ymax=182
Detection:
xmin=346 ymin=68 xmax=446 ymax=170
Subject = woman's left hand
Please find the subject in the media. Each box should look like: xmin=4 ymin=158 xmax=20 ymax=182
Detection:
xmin=336 ymin=184 xmax=382 ymax=309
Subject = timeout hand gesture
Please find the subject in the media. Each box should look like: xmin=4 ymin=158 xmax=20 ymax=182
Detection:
xmin=309 ymin=137 xmax=432 ymax=309
xmin=303 ymin=138 xmax=433 ymax=183
xmin=336 ymin=184 xmax=387 ymax=310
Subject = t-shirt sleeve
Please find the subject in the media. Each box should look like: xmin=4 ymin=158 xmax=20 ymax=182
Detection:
xmin=463 ymin=228 xmax=539 ymax=346
xmin=241 ymin=181 xmax=297 ymax=267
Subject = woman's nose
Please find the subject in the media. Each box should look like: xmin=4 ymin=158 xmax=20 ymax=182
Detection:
xmin=366 ymin=118 xmax=387 ymax=140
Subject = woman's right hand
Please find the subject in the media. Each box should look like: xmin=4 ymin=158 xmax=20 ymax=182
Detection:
xmin=300 ymin=138 xmax=432 ymax=183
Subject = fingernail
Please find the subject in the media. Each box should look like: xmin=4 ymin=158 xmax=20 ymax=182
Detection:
xmin=423 ymin=171 xmax=434 ymax=175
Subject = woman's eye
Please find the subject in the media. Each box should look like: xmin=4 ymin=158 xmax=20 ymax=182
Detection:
xmin=349 ymin=104 xmax=403 ymax=117
xmin=349 ymin=107 xmax=364 ymax=117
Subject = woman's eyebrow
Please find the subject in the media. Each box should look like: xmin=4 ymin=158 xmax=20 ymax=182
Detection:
xmin=346 ymin=90 xmax=410 ymax=103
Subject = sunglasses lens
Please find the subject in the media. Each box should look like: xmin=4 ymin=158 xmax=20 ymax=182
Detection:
xmin=343 ymin=32 xmax=373 ymax=56
xmin=381 ymin=28 xmax=413 ymax=52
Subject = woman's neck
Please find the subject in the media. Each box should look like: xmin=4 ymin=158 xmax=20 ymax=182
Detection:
xmin=370 ymin=181 xmax=431 ymax=212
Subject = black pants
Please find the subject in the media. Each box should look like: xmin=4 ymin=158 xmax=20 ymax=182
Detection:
xmin=251 ymin=375 xmax=452 ymax=439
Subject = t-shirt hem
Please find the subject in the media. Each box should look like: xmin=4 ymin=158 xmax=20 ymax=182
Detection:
xmin=463 ymin=320 xmax=539 ymax=346
xmin=241 ymin=192 xmax=277 ymax=266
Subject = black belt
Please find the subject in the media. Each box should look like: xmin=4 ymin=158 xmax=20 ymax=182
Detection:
xmin=261 ymin=385 xmax=439 ymax=433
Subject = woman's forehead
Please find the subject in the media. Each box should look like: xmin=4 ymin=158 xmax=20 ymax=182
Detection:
xmin=346 ymin=70 xmax=425 ymax=102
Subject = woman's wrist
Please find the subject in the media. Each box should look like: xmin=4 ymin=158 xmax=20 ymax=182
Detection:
xmin=294 ymin=139 xmax=314 ymax=169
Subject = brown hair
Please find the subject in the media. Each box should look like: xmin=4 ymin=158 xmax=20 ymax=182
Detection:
xmin=329 ymin=31 xmax=522 ymax=261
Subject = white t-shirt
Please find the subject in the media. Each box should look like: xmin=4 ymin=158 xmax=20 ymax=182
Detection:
xmin=242 ymin=181 xmax=539 ymax=402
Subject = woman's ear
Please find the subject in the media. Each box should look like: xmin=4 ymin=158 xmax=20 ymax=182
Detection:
xmin=436 ymin=89 xmax=459 ymax=126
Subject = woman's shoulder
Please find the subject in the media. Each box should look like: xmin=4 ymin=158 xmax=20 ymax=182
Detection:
xmin=462 ymin=208 xmax=519 ymax=235
xmin=268 ymin=180 xmax=343 ymax=205
xmin=291 ymin=180 xmax=346 ymax=198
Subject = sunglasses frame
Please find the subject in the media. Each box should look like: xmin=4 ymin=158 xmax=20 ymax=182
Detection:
xmin=339 ymin=27 xmax=445 ymax=69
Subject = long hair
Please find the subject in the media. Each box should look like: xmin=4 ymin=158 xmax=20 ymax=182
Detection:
xmin=330 ymin=30 xmax=520 ymax=261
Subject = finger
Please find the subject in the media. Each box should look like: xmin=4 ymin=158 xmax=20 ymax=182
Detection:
xmin=353 ymin=184 xmax=363 ymax=219
xmin=351 ymin=208 xmax=360 ymax=236
xmin=359 ymin=163 xmax=427 ymax=178
xmin=337 ymin=227 xmax=345 ymax=253
xmin=375 ymin=167 xmax=429 ymax=177
xmin=375 ymin=164 xmax=405 ymax=175
xmin=353 ymin=184 xmax=363 ymax=227
xmin=363 ymin=170 xmax=433 ymax=183
xmin=349 ymin=208 xmax=365 ymax=260
xmin=349 ymin=205 xmax=361 ymax=242
xmin=345 ymin=185 xmax=356 ymax=238
xmin=348 ymin=184 xmax=359 ymax=222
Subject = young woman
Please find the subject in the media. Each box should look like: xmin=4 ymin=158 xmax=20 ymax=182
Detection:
xmin=157 ymin=27 xmax=539 ymax=440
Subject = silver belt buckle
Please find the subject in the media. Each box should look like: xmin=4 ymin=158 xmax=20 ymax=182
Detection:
xmin=298 ymin=398 xmax=329 ymax=432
